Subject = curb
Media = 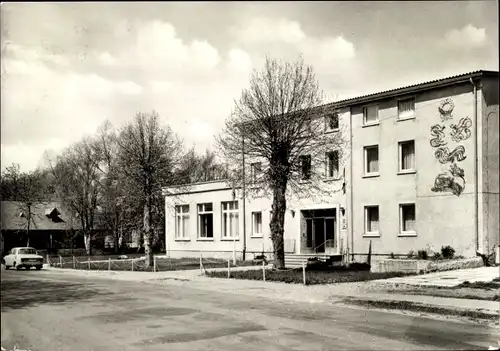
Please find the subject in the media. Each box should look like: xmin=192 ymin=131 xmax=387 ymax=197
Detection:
xmin=340 ymin=296 xmax=500 ymax=321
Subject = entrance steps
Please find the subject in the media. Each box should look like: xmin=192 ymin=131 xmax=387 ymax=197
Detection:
xmin=284 ymin=253 xmax=343 ymax=269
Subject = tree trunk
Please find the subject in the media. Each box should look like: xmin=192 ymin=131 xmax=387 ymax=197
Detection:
xmin=143 ymin=201 xmax=153 ymax=267
xmin=84 ymin=232 xmax=92 ymax=256
xmin=270 ymin=178 xmax=287 ymax=269
xmin=114 ymin=211 xmax=119 ymax=253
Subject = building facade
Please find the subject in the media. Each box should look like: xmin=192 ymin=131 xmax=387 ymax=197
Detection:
xmin=163 ymin=71 xmax=499 ymax=262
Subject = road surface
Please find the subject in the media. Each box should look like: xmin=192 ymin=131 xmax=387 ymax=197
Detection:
xmin=1 ymin=268 xmax=499 ymax=351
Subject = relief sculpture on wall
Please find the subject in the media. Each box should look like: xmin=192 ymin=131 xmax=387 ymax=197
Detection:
xmin=450 ymin=117 xmax=472 ymax=143
xmin=431 ymin=163 xmax=466 ymax=197
xmin=430 ymin=124 xmax=447 ymax=147
xmin=429 ymin=98 xmax=469 ymax=197
xmin=438 ymin=98 xmax=455 ymax=121
xmin=434 ymin=145 xmax=467 ymax=164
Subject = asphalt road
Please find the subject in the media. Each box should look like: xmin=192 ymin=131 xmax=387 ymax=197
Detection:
xmin=1 ymin=269 xmax=499 ymax=351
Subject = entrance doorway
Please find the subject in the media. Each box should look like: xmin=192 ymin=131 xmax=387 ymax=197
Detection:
xmin=303 ymin=208 xmax=337 ymax=254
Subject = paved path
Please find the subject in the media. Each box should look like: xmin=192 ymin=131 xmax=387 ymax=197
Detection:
xmin=374 ymin=267 xmax=500 ymax=287
xmin=2 ymin=268 xmax=499 ymax=351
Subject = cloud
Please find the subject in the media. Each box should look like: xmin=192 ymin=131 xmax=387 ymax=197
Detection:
xmin=445 ymin=24 xmax=487 ymax=48
xmin=150 ymin=81 xmax=173 ymax=93
xmin=117 ymin=81 xmax=144 ymax=95
xmin=230 ymin=17 xmax=357 ymax=82
xmin=1 ymin=45 xmax=145 ymax=171
xmin=4 ymin=42 xmax=69 ymax=67
xmin=98 ymin=52 xmax=116 ymax=66
xmin=106 ymin=20 xmax=222 ymax=78
xmin=236 ymin=18 xmax=306 ymax=43
xmin=2 ymin=19 xmax=255 ymax=172
xmin=229 ymin=17 xmax=363 ymax=101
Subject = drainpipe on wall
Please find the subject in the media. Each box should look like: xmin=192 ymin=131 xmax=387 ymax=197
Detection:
xmin=242 ymin=135 xmax=247 ymax=261
xmin=470 ymin=77 xmax=479 ymax=253
xmin=349 ymin=107 xmax=354 ymax=262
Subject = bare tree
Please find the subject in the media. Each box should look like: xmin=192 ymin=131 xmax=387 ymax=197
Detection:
xmin=93 ymin=120 xmax=126 ymax=252
xmin=176 ymin=147 xmax=228 ymax=184
xmin=49 ymin=138 xmax=101 ymax=255
xmin=115 ymin=111 xmax=182 ymax=267
xmin=217 ymin=56 xmax=347 ymax=269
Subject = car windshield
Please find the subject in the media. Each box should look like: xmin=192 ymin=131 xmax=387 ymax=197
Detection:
xmin=18 ymin=248 xmax=37 ymax=255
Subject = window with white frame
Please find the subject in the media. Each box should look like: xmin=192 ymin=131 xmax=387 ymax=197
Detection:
xmin=252 ymin=211 xmax=262 ymax=237
xmin=363 ymin=105 xmax=379 ymax=125
xmin=400 ymin=203 xmax=416 ymax=234
xmin=364 ymin=206 xmax=379 ymax=235
xmin=250 ymin=162 xmax=262 ymax=183
xmin=197 ymin=203 xmax=213 ymax=238
xmin=222 ymin=201 xmax=239 ymax=238
xmin=399 ymin=140 xmax=415 ymax=172
xmin=398 ymin=98 xmax=415 ymax=120
xmin=175 ymin=205 xmax=190 ymax=239
xmin=326 ymin=151 xmax=339 ymax=179
xmin=325 ymin=111 xmax=339 ymax=132
xmin=300 ymin=155 xmax=312 ymax=180
xmin=364 ymin=146 xmax=379 ymax=175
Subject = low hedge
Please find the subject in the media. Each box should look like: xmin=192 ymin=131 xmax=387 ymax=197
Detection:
xmin=206 ymin=268 xmax=414 ymax=285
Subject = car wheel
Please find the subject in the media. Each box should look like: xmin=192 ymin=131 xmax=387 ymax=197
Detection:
xmin=25 ymin=266 xmax=31 ymax=270
xmin=4 ymin=265 xmax=10 ymax=270
xmin=14 ymin=262 xmax=21 ymax=270
xmin=35 ymin=265 xmax=42 ymax=270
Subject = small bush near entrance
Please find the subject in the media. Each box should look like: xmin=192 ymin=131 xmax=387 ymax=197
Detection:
xmin=432 ymin=252 xmax=443 ymax=260
xmin=440 ymin=245 xmax=455 ymax=259
xmin=417 ymin=250 xmax=428 ymax=260
xmin=206 ymin=266 xmax=414 ymax=285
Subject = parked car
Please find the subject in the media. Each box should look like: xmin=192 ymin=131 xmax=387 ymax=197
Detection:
xmin=2 ymin=247 xmax=44 ymax=270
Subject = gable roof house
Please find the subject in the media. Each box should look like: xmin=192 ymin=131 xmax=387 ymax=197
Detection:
xmin=0 ymin=201 xmax=112 ymax=254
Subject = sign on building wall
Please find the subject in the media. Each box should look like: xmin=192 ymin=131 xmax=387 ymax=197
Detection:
xmin=342 ymin=218 xmax=347 ymax=230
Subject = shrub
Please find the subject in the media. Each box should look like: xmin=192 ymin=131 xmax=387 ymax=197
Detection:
xmin=441 ymin=245 xmax=455 ymax=259
xmin=417 ymin=250 xmax=428 ymax=260
xmin=306 ymin=258 xmax=330 ymax=271
xmin=407 ymin=250 xmax=415 ymax=259
xmin=432 ymin=252 xmax=443 ymax=261
xmin=390 ymin=252 xmax=396 ymax=259
xmin=347 ymin=262 xmax=370 ymax=271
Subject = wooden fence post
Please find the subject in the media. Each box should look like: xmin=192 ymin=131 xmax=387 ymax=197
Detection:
xmin=302 ymin=260 xmax=306 ymax=286
xmin=131 ymin=260 xmax=134 ymax=271
xmin=153 ymin=256 xmax=157 ymax=273
xmin=59 ymin=255 xmax=62 ymax=267
xmin=262 ymin=260 xmax=266 ymax=281
xmin=46 ymin=254 xmax=50 ymax=267
xmin=108 ymin=258 xmax=111 ymax=271
xmin=227 ymin=260 xmax=230 ymax=278
xmin=73 ymin=256 xmax=76 ymax=269
xmin=88 ymin=256 xmax=90 ymax=270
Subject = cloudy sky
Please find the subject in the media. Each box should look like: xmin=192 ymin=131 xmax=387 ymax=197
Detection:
xmin=1 ymin=1 xmax=498 ymax=172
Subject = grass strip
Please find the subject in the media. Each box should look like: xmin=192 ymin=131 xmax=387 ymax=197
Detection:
xmin=343 ymin=298 xmax=499 ymax=321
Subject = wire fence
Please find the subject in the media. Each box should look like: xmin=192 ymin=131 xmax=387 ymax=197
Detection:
xmin=44 ymin=252 xmax=315 ymax=285
xmin=45 ymin=252 xmax=269 ymax=273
